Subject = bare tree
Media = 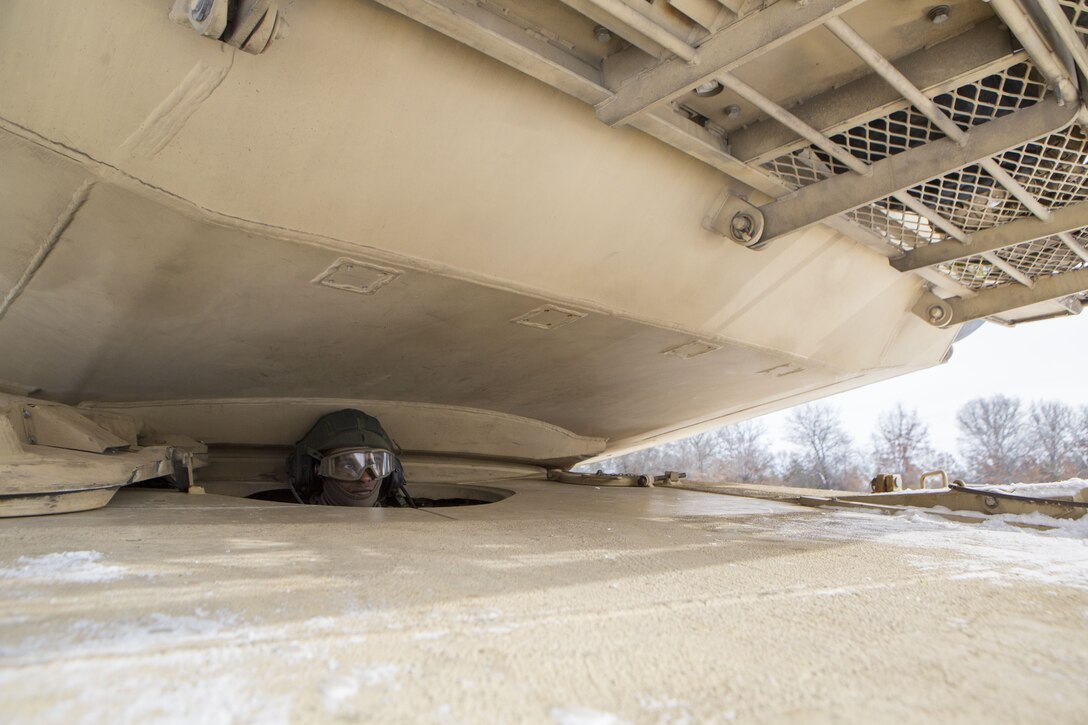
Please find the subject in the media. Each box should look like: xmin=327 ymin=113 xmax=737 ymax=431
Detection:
xmin=1024 ymin=400 xmax=1078 ymax=482
xmin=783 ymin=404 xmax=858 ymax=489
xmin=718 ymin=420 xmax=777 ymax=483
xmin=676 ymin=431 xmax=725 ymax=480
xmin=1075 ymin=404 xmax=1088 ymax=477
xmin=592 ymin=445 xmax=665 ymax=475
xmin=871 ymin=405 xmax=934 ymax=486
xmin=956 ymin=395 xmax=1028 ymax=484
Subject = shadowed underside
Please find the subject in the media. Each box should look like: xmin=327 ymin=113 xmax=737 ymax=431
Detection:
xmin=1 ymin=0 xmax=1085 ymax=457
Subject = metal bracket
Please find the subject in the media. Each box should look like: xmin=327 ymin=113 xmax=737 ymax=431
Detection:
xmin=913 ymin=291 xmax=954 ymax=328
xmin=653 ymin=471 xmax=687 ymax=485
xmin=169 ymin=0 xmax=288 ymax=54
xmin=707 ymin=196 xmax=767 ymax=250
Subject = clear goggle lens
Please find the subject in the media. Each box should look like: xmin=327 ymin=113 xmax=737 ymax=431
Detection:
xmin=318 ymin=448 xmax=395 ymax=482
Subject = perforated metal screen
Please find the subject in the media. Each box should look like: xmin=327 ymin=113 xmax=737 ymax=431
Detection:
xmin=1057 ymin=0 xmax=1088 ymax=43
xmin=760 ymin=54 xmax=1088 ymax=297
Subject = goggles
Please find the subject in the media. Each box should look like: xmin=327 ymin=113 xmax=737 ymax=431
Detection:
xmin=318 ymin=447 xmax=396 ymax=482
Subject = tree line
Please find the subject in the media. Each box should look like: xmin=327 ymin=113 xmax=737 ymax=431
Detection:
xmin=590 ymin=396 xmax=1088 ymax=490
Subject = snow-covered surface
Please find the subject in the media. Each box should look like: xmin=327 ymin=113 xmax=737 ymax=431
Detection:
xmin=0 ymin=551 xmax=130 ymax=584
xmin=973 ymin=478 xmax=1088 ymax=499
xmin=550 ymin=706 xmax=630 ymax=725
xmin=874 ymin=478 xmax=1087 ymax=498
xmin=754 ymin=507 xmax=1088 ymax=589
xmin=864 ymin=477 xmax=1088 ymax=536
xmin=1 ymin=484 xmax=1086 ymax=723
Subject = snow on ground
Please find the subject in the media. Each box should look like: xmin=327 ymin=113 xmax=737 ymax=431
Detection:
xmin=973 ymin=478 xmax=1088 ymax=499
xmin=0 ymin=551 xmax=129 ymax=584
xmin=753 ymin=505 xmax=1088 ymax=589
xmin=550 ymin=706 xmax=631 ymax=725
xmin=878 ymin=478 xmax=1088 ymax=500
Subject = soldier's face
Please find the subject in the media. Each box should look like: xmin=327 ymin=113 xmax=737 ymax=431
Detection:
xmin=340 ymin=469 xmax=376 ymax=494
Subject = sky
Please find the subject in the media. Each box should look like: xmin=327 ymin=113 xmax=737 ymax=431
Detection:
xmin=756 ymin=310 xmax=1088 ymax=455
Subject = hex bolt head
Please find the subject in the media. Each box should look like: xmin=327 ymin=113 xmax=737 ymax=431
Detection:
xmin=594 ymin=25 xmax=612 ymax=43
xmin=725 ymin=105 xmax=741 ymax=119
xmin=928 ymin=5 xmax=951 ymax=24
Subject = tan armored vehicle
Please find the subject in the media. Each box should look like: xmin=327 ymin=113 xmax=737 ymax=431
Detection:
xmin=4 ymin=0 xmax=1087 ymax=510
xmin=2 ymin=1 xmax=1087 ymax=720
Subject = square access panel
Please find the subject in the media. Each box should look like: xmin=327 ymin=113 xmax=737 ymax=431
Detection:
xmin=313 ymin=258 xmax=401 ymax=295
xmin=662 ymin=339 xmax=722 ymax=359
xmin=511 ymin=304 xmax=587 ymax=330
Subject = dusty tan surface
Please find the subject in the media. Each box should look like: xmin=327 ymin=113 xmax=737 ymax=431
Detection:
xmin=1 ymin=479 xmax=1086 ymax=723
xmin=0 ymin=0 xmax=955 ymax=455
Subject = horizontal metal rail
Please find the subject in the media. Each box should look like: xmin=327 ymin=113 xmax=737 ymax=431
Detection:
xmin=734 ymin=22 xmax=1021 ymax=165
xmin=825 ymin=14 xmax=1054 ymax=273
xmin=755 ymin=98 xmax=1077 ymax=245
xmin=717 ymin=68 xmax=973 ymax=245
xmin=893 ymin=198 xmax=1088 ymax=270
xmin=916 ymin=265 xmax=1088 ymax=325
xmin=735 ymin=22 xmax=1021 ymax=165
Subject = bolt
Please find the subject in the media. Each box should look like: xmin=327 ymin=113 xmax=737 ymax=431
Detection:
xmin=693 ymin=80 xmax=723 ymax=97
xmin=731 ymin=213 xmax=755 ymax=242
xmin=594 ymin=25 xmax=612 ymax=44
xmin=983 ymin=495 xmax=998 ymax=508
xmin=927 ymin=304 xmax=946 ymax=323
xmin=725 ymin=105 xmax=741 ymax=119
xmin=927 ymin=5 xmax=951 ymax=24
xmin=22 ymin=409 xmax=30 ymax=418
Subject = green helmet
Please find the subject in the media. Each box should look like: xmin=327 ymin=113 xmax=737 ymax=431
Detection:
xmin=286 ymin=409 xmax=410 ymax=506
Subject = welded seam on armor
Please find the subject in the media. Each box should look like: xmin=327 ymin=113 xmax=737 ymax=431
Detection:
xmin=0 ymin=180 xmax=95 ymax=322
xmin=120 ymin=53 xmax=235 ymax=159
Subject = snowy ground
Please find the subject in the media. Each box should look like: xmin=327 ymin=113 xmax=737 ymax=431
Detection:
xmin=0 ymin=482 xmax=1086 ymax=723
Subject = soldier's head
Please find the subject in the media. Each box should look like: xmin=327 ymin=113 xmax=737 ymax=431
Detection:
xmin=287 ymin=409 xmax=407 ymax=507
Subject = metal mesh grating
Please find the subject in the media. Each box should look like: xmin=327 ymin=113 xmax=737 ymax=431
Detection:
xmin=845 ymin=202 xmax=945 ymax=250
xmin=850 ymin=118 xmax=1087 ymax=252
xmin=1056 ymin=0 xmax=1088 ymax=44
xmin=997 ymin=235 xmax=1088 ymax=278
xmin=931 ymin=62 xmax=1048 ymax=130
xmin=990 ymin=125 xmax=1088 ymax=209
xmin=936 ymin=257 xmax=1013 ymax=289
xmin=936 ymin=227 xmax=1088 ymax=291
xmin=761 ymin=148 xmax=834 ymax=190
xmin=902 ymin=165 xmax=1031 ymax=233
xmin=760 ymin=62 xmax=1048 ymax=190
